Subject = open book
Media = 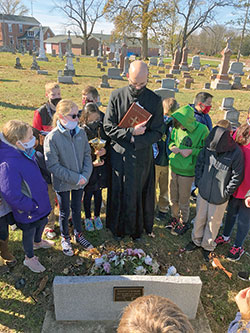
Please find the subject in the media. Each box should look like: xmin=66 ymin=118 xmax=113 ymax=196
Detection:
xmin=118 ymin=102 xmax=152 ymax=128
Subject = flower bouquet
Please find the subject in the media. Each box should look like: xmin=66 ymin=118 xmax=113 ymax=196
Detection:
xmin=90 ymin=248 xmax=160 ymax=275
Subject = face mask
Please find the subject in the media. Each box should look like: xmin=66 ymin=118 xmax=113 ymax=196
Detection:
xmin=18 ymin=136 xmax=36 ymax=149
xmin=51 ymin=98 xmax=61 ymax=107
xmin=62 ymin=119 xmax=78 ymax=130
xmin=200 ymin=104 xmax=211 ymax=114
xmin=128 ymin=84 xmax=146 ymax=98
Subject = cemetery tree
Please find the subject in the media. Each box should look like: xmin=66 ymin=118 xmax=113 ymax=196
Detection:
xmin=54 ymin=0 xmax=105 ymax=55
xmin=174 ymin=0 xmax=232 ymax=55
xmin=0 ymin=0 xmax=28 ymax=15
xmin=104 ymin=0 xmax=170 ymax=59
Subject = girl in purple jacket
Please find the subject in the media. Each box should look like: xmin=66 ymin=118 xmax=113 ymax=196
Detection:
xmin=0 ymin=120 xmax=52 ymax=273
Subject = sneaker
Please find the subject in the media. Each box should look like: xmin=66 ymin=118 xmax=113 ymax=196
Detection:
xmin=75 ymin=233 xmax=93 ymax=250
xmin=227 ymin=246 xmax=245 ymax=261
xmin=171 ymin=222 xmax=190 ymax=236
xmin=202 ymin=249 xmax=212 ymax=262
xmin=84 ymin=218 xmax=95 ymax=232
xmin=34 ymin=239 xmax=54 ymax=250
xmin=166 ymin=217 xmax=179 ymax=229
xmin=238 ymin=271 xmax=250 ymax=281
xmin=215 ymin=235 xmax=230 ymax=246
xmin=61 ymin=238 xmax=74 ymax=256
xmin=23 ymin=256 xmax=46 ymax=273
xmin=155 ymin=211 xmax=167 ymax=222
xmin=185 ymin=241 xmax=200 ymax=252
xmin=94 ymin=216 xmax=103 ymax=230
xmin=44 ymin=228 xmax=57 ymax=240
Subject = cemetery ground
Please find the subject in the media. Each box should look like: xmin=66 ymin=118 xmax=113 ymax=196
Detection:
xmin=0 ymin=53 xmax=250 ymax=333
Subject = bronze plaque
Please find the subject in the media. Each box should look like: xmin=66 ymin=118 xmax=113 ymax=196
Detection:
xmin=113 ymin=286 xmax=144 ymax=302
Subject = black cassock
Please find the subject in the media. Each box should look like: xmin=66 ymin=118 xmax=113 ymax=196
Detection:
xmin=103 ymin=86 xmax=164 ymax=238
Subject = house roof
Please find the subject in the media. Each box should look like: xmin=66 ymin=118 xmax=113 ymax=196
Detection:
xmin=0 ymin=14 xmax=40 ymax=25
xmin=44 ymin=34 xmax=85 ymax=45
xmin=18 ymin=26 xmax=52 ymax=40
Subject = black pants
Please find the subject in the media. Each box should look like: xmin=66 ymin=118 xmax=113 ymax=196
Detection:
xmin=83 ymin=189 xmax=102 ymax=219
xmin=0 ymin=212 xmax=15 ymax=241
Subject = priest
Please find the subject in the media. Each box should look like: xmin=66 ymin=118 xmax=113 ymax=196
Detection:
xmin=103 ymin=60 xmax=164 ymax=240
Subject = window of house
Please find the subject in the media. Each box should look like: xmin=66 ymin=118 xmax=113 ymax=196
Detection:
xmin=19 ymin=24 xmax=23 ymax=33
xmin=10 ymin=37 xmax=14 ymax=45
xmin=47 ymin=32 xmax=50 ymax=38
xmin=8 ymin=24 xmax=12 ymax=33
xmin=28 ymin=31 xmax=34 ymax=37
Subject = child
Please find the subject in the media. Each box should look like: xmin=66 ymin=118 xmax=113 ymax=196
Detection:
xmin=167 ymin=105 xmax=209 ymax=235
xmin=80 ymin=103 xmax=108 ymax=231
xmin=82 ymin=86 xmax=100 ymax=107
xmin=215 ymin=121 xmax=250 ymax=261
xmin=33 ymin=82 xmax=61 ymax=239
xmin=32 ymin=128 xmax=57 ymax=239
xmin=0 ymin=193 xmax=17 ymax=274
xmin=0 ymin=120 xmax=53 ymax=273
xmin=154 ymin=98 xmax=178 ymax=221
xmin=33 ymin=82 xmax=61 ymax=133
xmin=185 ymin=124 xmax=244 ymax=261
xmin=44 ymin=100 xmax=93 ymax=256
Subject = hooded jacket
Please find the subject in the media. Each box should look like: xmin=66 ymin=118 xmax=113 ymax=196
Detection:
xmin=195 ymin=126 xmax=244 ymax=205
xmin=168 ymin=105 xmax=209 ymax=177
xmin=0 ymin=134 xmax=51 ymax=223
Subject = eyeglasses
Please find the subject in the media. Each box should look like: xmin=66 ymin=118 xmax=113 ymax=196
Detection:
xmin=66 ymin=112 xmax=81 ymax=119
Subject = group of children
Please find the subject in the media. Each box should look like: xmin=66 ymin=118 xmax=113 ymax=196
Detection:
xmin=0 ymin=83 xmax=249 ymax=273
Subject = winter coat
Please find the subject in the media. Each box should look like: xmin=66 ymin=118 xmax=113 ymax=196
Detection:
xmin=189 ymin=104 xmax=213 ymax=131
xmin=246 ymin=189 xmax=250 ymax=198
xmin=44 ymin=122 xmax=93 ymax=192
xmin=0 ymin=134 xmax=51 ymax=224
xmin=169 ymin=105 xmax=209 ymax=177
xmin=0 ymin=192 xmax=11 ymax=218
xmin=153 ymin=116 xmax=173 ymax=167
xmin=232 ymin=131 xmax=250 ymax=199
xmin=195 ymin=126 xmax=244 ymax=205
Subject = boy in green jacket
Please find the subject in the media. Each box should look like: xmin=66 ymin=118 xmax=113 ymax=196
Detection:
xmin=167 ymin=105 xmax=209 ymax=235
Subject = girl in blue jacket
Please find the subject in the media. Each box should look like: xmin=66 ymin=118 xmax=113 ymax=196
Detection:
xmin=0 ymin=120 xmax=53 ymax=273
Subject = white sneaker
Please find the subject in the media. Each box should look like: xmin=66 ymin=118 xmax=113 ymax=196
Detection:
xmin=44 ymin=228 xmax=57 ymax=240
xmin=34 ymin=239 xmax=54 ymax=250
xmin=61 ymin=238 xmax=74 ymax=256
xmin=23 ymin=256 xmax=46 ymax=273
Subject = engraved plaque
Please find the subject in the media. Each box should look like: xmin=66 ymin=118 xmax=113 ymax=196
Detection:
xmin=113 ymin=286 xmax=144 ymax=302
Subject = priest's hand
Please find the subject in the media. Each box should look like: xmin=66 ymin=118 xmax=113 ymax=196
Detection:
xmin=179 ymin=149 xmax=192 ymax=158
xmin=132 ymin=121 xmax=147 ymax=136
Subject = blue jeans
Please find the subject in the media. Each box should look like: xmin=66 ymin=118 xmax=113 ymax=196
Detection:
xmin=83 ymin=189 xmax=102 ymax=218
xmin=56 ymin=189 xmax=84 ymax=239
xmin=223 ymin=196 xmax=250 ymax=248
xmin=17 ymin=217 xmax=48 ymax=258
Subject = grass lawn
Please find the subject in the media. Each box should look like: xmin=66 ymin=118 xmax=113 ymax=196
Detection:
xmin=0 ymin=53 xmax=250 ymax=332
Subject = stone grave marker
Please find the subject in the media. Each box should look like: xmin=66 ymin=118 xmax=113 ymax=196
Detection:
xmin=165 ymin=73 xmax=174 ymax=78
xmin=14 ymin=57 xmax=23 ymax=69
xmin=122 ymin=56 xmax=129 ymax=77
xmin=31 ymin=55 xmax=40 ymax=70
xmin=100 ymin=75 xmax=111 ymax=88
xmin=170 ymin=46 xmax=181 ymax=74
xmin=76 ymin=57 xmax=80 ymax=63
xmin=149 ymin=57 xmax=158 ymax=66
xmin=165 ymin=64 xmax=171 ymax=69
xmin=220 ymin=97 xmax=240 ymax=128
xmin=108 ymin=68 xmax=123 ymax=80
xmin=100 ymin=67 xmax=105 ymax=72
xmin=180 ymin=41 xmax=189 ymax=71
xmin=53 ymin=275 xmax=202 ymax=321
xmin=211 ymin=69 xmax=219 ymax=74
xmin=184 ymin=78 xmax=192 ymax=89
xmin=158 ymin=57 xmax=164 ymax=67
xmin=37 ymin=70 xmax=48 ymax=75
xmin=232 ymin=76 xmax=242 ymax=90
xmin=97 ymin=63 xmax=101 ymax=69
xmin=58 ymin=75 xmax=74 ymax=84
xmin=191 ymin=56 xmax=201 ymax=70
xmin=103 ymin=56 xmax=108 ymax=66
xmin=197 ymin=73 xmax=204 ymax=76
xmin=91 ymin=49 xmax=95 ymax=57
xmin=229 ymin=62 xmax=244 ymax=76
xmin=162 ymin=78 xmax=178 ymax=91
xmin=37 ymin=25 xmax=48 ymax=61
xmin=152 ymin=75 xmax=160 ymax=78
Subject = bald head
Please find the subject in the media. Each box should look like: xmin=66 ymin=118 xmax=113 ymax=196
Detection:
xmin=128 ymin=60 xmax=148 ymax=90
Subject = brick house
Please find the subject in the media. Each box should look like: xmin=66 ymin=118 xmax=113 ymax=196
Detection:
xmin=0 ymin=14 xmax=54 ymax=51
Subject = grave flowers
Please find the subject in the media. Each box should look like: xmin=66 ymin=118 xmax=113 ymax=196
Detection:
xmin=90 ymin=248 xmax=160 ymax=276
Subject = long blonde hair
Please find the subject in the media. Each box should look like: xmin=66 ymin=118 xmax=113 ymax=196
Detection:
xmin=52 ymin=99 xmax=78 ymax=128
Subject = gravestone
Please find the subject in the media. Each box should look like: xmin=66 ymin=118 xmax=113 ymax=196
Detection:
xmin=53 ymin=275 xmax=202 ymax=321
xmin=165 ymin=73 xmax=174 ymax=78
xmin=182 ymin=72 xmax=191 ymax=79
xmin=158 ymin=70 xmax=165 ymax=74
xmin=58 ymin=70 xmax=63 ymax=76
xmin=165 ymin=64 xmax=171 ymax=69
xmin=122 ymin=57 xmax=129 ymax=77
xmin=211 ymin=69 xmax=219 ymax=74
xmin=152 ymin=75 xmax=160 ymax=78
xmin=149 ymin=57 xmax=158 ymax=66
xmin=58 ymin=75 xmax=74 ymax=84
xmin=162 ymin=78 xmax=178 ymax=92
xmin=64 ymin=31 xmax=75 ymax=76
xmin=158 ymin=57 xmax=164 ymax=67
xmin=30 ymin=55 xmax=40 ymax=70
xmin=203 ymin=83 xmax=211 ymax=89
xmin=58 ymin=43 xmax=63 ymax=60
xmin=228 ymin=62 xmax=244 ymax=76
xmin=100 ymin=75 xmax=111 ymax=88
xmin=97 ymin=63 xmax=101 ymax=69
xmin=108 ymin=52 xmax=114 ymax=62
xmin=37 ymin=70 xmax=48 ymax=75
xmin=220 ymin=97 xmax=240 ymax=128
xmin=29 ymin=49 xmax=33 ymax=56
xmin=180 ymin=41 xmax=189 ymax=71
xmin=232 ymin=76 xmax=242 ymax=90
xmin=37 ymin=25 xmax=48 ymax=61
xmin=100 ymin=67 xmax=105 ymax=72
xmin=154 ymin=78 xmax=177 ymax=100
xmin=76 ymin=57 xmax=80 ymax=63
xmin=191 ymin=56 xmax=201 ymax=70
xmin=102 ymin=56 xmax=107 ymax=66
xmin=184 ymin=78 xmax=192 ymax=89
xmin=91 ymin=49 xmax=95 ymax=57
xmin=119 ymin=43 xmax=127 ymax=72
xmin=197 ymin=73 xmax=204 ymax=77
xmin=170 ymin=46 xmax=181 ymax=74
xmin=108 ymin=68 xmax=123 ymax=80
xmin=14 ymin=57 xmax=23 ymax=69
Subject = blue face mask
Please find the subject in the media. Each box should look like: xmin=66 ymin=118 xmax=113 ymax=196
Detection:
xmin=18 ymin=136 xmax=36 ymax=149
xmin=62 ymin=119 xmax=78 ymax=130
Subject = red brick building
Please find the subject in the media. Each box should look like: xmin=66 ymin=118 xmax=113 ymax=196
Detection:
xmin=0 ymin=14 xmax=54 ymax=51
